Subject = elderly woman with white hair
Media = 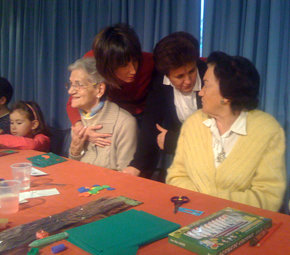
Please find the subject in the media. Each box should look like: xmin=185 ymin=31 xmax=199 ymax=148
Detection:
xmin=66 ymin=57 xmax=137 ymax=171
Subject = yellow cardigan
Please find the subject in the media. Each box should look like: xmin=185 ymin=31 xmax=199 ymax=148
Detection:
xmin=166 ymin=110 xmax=286 ymax=211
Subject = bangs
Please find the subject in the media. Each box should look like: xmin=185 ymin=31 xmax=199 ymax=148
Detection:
xmin=109 ymin=43 xmax=141 ymax=70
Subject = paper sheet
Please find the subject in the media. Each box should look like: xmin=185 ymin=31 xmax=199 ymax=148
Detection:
xmin=31 ymin=167 xmax=48 ymax=176
xmin=19 ymin=188 xmax=60 ymax=203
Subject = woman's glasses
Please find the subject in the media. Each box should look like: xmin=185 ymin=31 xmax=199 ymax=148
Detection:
xmin=65 ymin=81 xmax=97 ymax=91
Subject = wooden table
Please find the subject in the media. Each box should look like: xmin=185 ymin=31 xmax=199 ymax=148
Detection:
xmin=0 ymin=150 xmax=289 ymax=254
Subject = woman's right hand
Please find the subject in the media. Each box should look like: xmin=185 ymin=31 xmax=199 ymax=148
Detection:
xmin=122 ymin=166 xmax=141 ymax=176
xmin=73 ymin=121 xmax=112 ymax=148
xmin=70 ymin=124 xmax=88 ymax=156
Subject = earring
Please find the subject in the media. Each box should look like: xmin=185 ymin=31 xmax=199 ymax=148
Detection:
xmin=220 ymin=99 xmax=226 ymax=105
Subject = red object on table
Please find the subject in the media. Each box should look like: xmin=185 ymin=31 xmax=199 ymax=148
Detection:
xmin=256 ymin=222 xmax=283 ymax=247
xmin=0 ymin=150 xmax=290 ymax=255
xmin=36 ymin=230 xmax=50 ymax=239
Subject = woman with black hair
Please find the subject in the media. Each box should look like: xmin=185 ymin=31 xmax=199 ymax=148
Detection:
xmin=166 ymin=51 xmax=286 ymax=211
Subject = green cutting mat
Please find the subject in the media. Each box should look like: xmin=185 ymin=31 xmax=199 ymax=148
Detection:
xmin=67 ymin=209 xmax=180 ymax=255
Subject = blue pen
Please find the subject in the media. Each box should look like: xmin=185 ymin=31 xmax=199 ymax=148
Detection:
xmin=178 ymin=207 xmax=204 ymax=216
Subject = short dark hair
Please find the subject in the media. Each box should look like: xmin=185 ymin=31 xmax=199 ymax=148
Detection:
xmin=0 ymin=77 xmax=13 ymax=105
xmin=207 ymin=51 xmax=260 ymax=112
xmin=153 ymin=31 xmax=200 ymax=76
xmin=93 ymin=23 xmax=142 ymax=87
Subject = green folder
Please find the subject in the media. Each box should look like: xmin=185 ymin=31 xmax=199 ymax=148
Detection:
xmin=27 ymin=152 xmax=67 ymax=167
xmin=67 ymin=209 xmax=180 ymax=255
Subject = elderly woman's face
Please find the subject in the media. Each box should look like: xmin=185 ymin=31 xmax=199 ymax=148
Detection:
xmin=68 ymin=69 xmax=99 ymax=112
xmin=168 ymin=62 xmax=198 ymax=93
xmin=199 ymin=65 xmax=224 ymax=116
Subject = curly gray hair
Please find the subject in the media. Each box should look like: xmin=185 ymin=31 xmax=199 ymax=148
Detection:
xmin=68 ymin=57 xmax=105 ymax=84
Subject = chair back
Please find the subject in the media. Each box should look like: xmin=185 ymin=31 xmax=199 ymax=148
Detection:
xmin=49 ymin=127 xmax=71 ymax=157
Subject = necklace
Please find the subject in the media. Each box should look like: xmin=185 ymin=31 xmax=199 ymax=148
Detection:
xmin=216 ymin=136 xmax=226 ymax=163
xmin=217 ymin=147 xmax=226 ymax=163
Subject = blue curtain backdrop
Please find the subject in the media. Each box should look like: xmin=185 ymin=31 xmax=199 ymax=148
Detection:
xmin=0 ymin=0 xmax=201 ymax=128
xmin=203 ymin=0 xmax=290 ymax=213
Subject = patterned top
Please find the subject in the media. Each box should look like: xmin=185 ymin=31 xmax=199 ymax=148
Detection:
xmin=0 ymin=113 xmax=10 ymax=134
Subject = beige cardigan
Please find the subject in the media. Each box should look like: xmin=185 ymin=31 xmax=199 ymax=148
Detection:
xmin=70 ymin=101 xmax=137 ymax=171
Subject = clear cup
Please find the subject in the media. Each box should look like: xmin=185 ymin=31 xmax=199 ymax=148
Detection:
xmin=11 ymin=162 xmax=32 ymax=190
xmin=0 ymin=180 xmax=21 ymax=214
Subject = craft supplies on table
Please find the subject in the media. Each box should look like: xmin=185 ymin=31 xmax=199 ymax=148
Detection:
xmin=0 ymin=150 xmax=18 ymax=157
xmin=168 ymin=207 xmax=272 ymax=255
xmin=29 ymin=232 xmax=69 ymax=248
xmin=178 ymin=207 xmax=204 ymax=216
xmin=170 ymin=196 xmax=190 ymax=213
xmin=27 ymin=152 xmax=67 ymax=167
xmin=67 ymin=209 xmax=180 ymax=255
xmin=52 ymin=243 xmax=67 ymax=253
xmin=0 ymin=196 xmax=141 ymax=253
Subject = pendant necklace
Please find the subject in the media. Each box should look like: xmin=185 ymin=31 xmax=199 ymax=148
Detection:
xmin=217 ymin=147 xmax=226 ymax=163
xmin=216 ymin=138 xmax=226 ymax=163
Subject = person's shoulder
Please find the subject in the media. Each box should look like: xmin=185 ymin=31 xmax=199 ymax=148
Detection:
xmin=34 ymin=133 xmax=50 ymax=139
xmin=0 ymin=113 xmax=10 ymax=133
xmin=0 ymin=113 xmax=9 ymax=120
xmin=108 ymin=101 xmax=135 ymax=120
xmin=118 ymin=105 xmax=134 ymax=117
xmin=104 ymin=100 xmax=119 ymax=112
xmin=184 ymin=110 xmax=205 ymax=125
xmin=117 ymin=106 xmax=137 ymax=128
xmin=83 ymin=50 xmax=94 ymax=58
xmin=142 ymin=52 xmax=153 ymax=61
xmin=247 ymin=110 xmax=283 ymax=133
xmin=248 ymin=110 xmax=280 ymax=125
xmin=180 ymin=110 xmax=206 ymax=135
xmin=141 ymin=52 xmax=154 ymax=71
xmin=150 ymin=71 xmax=166 ymax=87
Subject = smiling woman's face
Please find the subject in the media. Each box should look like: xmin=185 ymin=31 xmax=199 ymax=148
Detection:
xmin=68 ymin=69 xmax=99 ymax=113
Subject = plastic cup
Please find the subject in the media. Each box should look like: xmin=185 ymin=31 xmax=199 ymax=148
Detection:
xmin=11 ymin=162 xmax=32 ymax=190
xmin=0 ymin=180 xmax=21 ymax=214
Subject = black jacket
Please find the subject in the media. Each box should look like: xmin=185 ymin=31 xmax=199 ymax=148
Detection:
xmin=130 ymin=59 xmax=207 ymax=173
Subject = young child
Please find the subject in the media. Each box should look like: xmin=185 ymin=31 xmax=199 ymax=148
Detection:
xmin=0 ymin=77 xmax=13 ymax=134
xmin=0 ymin=101 xmax=50 ymax=152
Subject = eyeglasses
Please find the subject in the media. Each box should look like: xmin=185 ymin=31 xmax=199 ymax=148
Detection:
xmin=65 ymin=81 xmax=97 ymax=91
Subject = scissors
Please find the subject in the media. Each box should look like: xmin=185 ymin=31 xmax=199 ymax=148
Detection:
xmin=170 ymin=196 xmax=190 ymax=213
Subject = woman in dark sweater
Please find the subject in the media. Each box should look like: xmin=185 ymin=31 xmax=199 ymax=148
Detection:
xmin=123 ymin=32 xmax=207 ymax=179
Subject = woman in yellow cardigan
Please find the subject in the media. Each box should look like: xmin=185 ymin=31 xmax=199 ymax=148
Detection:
xmin=166 ymin=51 xmax=286 ymax=211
